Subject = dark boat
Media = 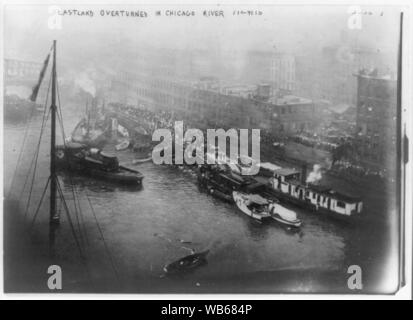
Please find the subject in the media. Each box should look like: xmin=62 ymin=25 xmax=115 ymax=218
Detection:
xmin=55 ymin=142 xmax=143 ymax=185
xmin=206 ymin=185 xmax=233 ymax=203
xmin=163 ymin=250 xmax=209 ymax=275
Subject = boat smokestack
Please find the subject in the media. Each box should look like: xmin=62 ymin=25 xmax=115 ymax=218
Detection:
xmin=301 ymin=164 xmax=307 ymax=185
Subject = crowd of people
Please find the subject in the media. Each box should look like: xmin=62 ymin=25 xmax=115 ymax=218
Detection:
xmin=110 ymin=103 xmax=389 ymax=182
xmin=330 ymin=160 xmax=387 ymax=181
xmin=114 ymin=103 xmax=178 ymax=134
xmin=289 ymin=134 xmax=339 ymax=151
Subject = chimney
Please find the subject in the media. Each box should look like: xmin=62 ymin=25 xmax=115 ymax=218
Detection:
xmin=301 ymin=164 xmax=307 ymax=185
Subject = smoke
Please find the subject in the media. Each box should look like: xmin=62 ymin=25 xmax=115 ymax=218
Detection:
xmin=306 ymin=164 xmax=322 ymax=184
xmin=74 ymin=70 xmax=96 ymax=97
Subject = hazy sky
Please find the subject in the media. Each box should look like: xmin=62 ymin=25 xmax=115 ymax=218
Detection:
xmin=4 ymin=3 xmax=403 ymax=82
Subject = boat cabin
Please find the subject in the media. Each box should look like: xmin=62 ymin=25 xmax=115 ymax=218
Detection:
xmin=85 ymin=148 xmax=120 ymax=171
xmin=273 ymin=168 xmax=301 ymax=182
xmin=258 ymin=162 xmax=282 ymax=177
xmin=270 ymin=168 xmax=363 ymax=216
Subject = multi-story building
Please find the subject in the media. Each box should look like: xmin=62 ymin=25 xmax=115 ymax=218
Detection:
xmin=110 ymin=69 xmax=318 ymax=136
xmin=244 ymin=50 xmax=296 ymax=94
xmin=355 ymin=69 xmax=397 ymax=168
xmin=270 ymin=53 xmax=296 ymax=93
xmin=295 ymin=43 xmax=396 ymax=107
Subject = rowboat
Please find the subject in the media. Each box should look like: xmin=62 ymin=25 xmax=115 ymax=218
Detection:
xmin=163 ymin=250 xmax=209 ymax=275
xmin=232 ymin=191 xmax=271 ymax=222
xmin=268 ymin=202 xmax=302 ymax=227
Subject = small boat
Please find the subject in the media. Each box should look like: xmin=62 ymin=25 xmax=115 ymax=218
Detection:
xmin=132 ymin=156 xmax=152 ymax=164
xmin=115 ymin=139 xmax=130 ymax=151
xmin=163 ymin=250 xmax=209 ymax=275
xmin=55 ymin=142 xmax=143 ymax=186
xmin=268 ymin=202 xmax=302 ymax=227
xmin=232 ymin=191 xmax=271 ymax=222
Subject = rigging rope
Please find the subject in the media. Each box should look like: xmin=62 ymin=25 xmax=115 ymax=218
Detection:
xmin=20 ymin=74 xmax=52 ymax=197
xmin=7 ymin=101 xmax=40 ymax=199
xmin=28 ymin=176 xmax=51 ymax=230
xmin=22 ymin=109 xmax=50 ymax=218
xmin=55 ymin=81 xmax=89 ymax=245
xmin=23 ymin=107 xmax=51 ymax=220
xmin=55 ymin=178 xmax=94 ymax=286
xmin=84 ymin=190 xmax=121 ymax=284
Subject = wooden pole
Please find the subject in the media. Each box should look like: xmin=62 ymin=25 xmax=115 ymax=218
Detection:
xmin=49 ymin=40 xmax=59 ymax=255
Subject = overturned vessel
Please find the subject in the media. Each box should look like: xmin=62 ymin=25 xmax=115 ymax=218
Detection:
xmin=71 ymin=117 xmax=109 ymax=149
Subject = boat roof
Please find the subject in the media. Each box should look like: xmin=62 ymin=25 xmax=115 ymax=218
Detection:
xmin=100 ymin=151 xmax=117 ymax=158
xmin=288 ymin=179 xmax=303 ymax=186
xmin=229 ymin=172 xmax=248 ymax=183
xmin=244 ymin=181 xmax=265 ymax=192
xmin=308 ymin=184 xmax=331 ymax=193
xmin=328 ymin=190 xmax=362 ymax=203
xmin=218 ymin=172 xmax=244 ymax=185
xmin=248 ymin=194 xmax=269 ymax=205
xmin=259 ymin=162 xmax=282 ymax=171
xmin=308 ymin=184 xmax=361 ymax=203
xmin=273 ymin=168 xmax=300 ymax=176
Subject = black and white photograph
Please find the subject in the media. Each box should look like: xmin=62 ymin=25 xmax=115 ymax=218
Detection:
xmin=1 ymin=0 xmax=411 ymax=298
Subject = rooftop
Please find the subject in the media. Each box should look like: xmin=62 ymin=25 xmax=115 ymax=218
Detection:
xmin=273 ymin=168 xmax=301 ymax=176
xmin=271 ymin=95 xmax=313 ymax=106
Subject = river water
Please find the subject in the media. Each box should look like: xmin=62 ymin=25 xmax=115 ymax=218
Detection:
xmin=3 ymin=106 xmax=398 ymax=293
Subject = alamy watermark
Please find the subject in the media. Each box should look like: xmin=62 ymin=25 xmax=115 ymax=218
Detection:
xmin=151 ymin=121 xmax=261 ymax=175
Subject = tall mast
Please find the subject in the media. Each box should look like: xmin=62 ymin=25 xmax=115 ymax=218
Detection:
xmin=86 ymin=100 xmax=90 ymax=137
xmin=49 ymin=40 xmax=59 ymax=252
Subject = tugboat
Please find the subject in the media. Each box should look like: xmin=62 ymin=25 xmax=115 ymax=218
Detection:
xmin=163 ymin=250 xmax=209 ymax=275
xmin=232 ymin=191 xmax=272 ymax=222
xmin=55 ymin=142 xmax=143 ymax=186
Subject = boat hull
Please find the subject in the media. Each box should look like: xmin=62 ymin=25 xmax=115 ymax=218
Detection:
xmin=271 ymin=214 xmax=302 ymax=227
xmin=164 ymin=250 xmax=209 ymax=275
xmin=207 ymin=186 xmax=234 ymax=203
xmin=55 ymin=148 xmax=143 ymax=186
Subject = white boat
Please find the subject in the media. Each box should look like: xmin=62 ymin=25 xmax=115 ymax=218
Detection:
xmin=232 ymin=191 xmax=271 ymax=222
xmin=268 ymin=202 xmax=302 ymax=227
xmin=115 ymin=139 xmax=130 ymax=151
